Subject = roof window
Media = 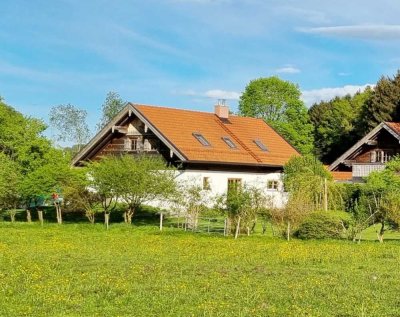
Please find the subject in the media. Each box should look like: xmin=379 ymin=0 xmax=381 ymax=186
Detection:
xmin=222 ymin=136 xmax=237 ymax=149
xmin=193 ymin=133 xmax=211 ymax=146
xmin=254 ymin=139 xmax=268 ymax=151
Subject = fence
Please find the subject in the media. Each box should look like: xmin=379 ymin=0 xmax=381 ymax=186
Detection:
xmin=162 ymin=214 xmax=228 ymax=236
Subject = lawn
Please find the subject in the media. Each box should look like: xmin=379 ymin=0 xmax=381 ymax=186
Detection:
xmin=0 ymin=223 xmax=400 ymax=316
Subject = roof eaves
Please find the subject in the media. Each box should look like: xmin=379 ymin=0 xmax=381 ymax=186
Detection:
xmin=329 ymin=122 xmax=385 ymax=171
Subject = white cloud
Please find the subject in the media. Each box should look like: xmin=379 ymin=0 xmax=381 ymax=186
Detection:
xmin=275 ymin=65 xmax=301 ymax=74
xmin=301 ymin=84 xmax=374 ymax=106
xmin=204 ymin=89 xmax=241 ymax=100
xmin=298 ymin=25 xmax=400 ymax=40
xmin=175 ymin=88 xmax=241 ymax=100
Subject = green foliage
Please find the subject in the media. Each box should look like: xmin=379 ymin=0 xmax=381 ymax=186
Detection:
xmin=49 ymin=104 xmax=91 ymax=152
xmin=309 ymin=89 xmax=372 ymax=162
xmin=296 ymin=211 xmax=353 ymax=240
xmin=96 ymin=91 xmax=125 ymax=131
xmin=239 ymin=77 xmax=314 ymax=154
xmin=0 ymin=153 xmax=20 ymax=210
xmin=357 ymin=72 xmax=400 ymax=136
xmin=86 ymin=155 xmax=176 ymax=225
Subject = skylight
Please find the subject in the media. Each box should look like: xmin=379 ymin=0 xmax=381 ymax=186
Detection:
xmin=193 ymin=133 xmax=211 ymax=146
xmin=222 ymin=136 xmax=237 ymax=149
xmin=254 ymin=139 xmax=268 ymax=151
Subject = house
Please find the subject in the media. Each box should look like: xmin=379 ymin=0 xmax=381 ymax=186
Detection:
xmin=72 ymin=102 xmax=300 ymax=208
xmin=329 ymin=122 xmax=400 ymax=181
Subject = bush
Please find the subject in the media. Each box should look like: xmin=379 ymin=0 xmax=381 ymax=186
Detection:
xmin=295 ymin=211 xmax=353 ymax=240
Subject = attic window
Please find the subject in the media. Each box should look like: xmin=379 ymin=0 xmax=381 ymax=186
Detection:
xmin=222 ymin=137 xmax=236 ymax=149
xmin=193 ymin=133 xmax=211 ymax=146
xmin=254 ymin=139 xmax=268 ymax=151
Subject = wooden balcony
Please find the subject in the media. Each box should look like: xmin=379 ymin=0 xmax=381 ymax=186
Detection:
xmin=352 ymin=163 xmax=385 ymax=178
xmin=102 ymin=143 xmax=159 ymax=154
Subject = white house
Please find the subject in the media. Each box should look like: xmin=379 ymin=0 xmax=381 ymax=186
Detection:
xmin=72 ymin=102 xmax=300 ymax=208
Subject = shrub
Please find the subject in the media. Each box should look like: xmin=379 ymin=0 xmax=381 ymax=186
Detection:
xmin=295 ymin=211 xmax=353 ymax=240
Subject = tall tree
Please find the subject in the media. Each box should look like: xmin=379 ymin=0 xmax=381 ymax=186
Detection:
xmin=239 ymin=77 xmax=314 ymax=154
xmin=309 ymin=89 xmax=371 ymax=163
xmin=49 ymin=104 xmax=90 ymax=152
xmin=356 ymin=72 xmax=400 ymax=137
xmin=96 ymin=91 xmax=125 ymax=131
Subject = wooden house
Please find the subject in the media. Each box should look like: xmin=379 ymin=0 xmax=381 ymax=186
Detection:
xmin=329 ymin=122 xmax=400 ymax=181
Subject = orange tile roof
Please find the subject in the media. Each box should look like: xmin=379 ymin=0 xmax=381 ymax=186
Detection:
xmin=134 ymin=104 xmax=300 ymax=166
xmin=331 ymin=171 xmax=352 ymax=181
xmin=386 ymin=122 xmax=400 ymax=135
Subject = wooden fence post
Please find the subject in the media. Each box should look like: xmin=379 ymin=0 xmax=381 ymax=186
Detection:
xmin=159 ymin=212 xmax=163 ymax=231
xmin=234 ymin=216 xmax=241 ymax=239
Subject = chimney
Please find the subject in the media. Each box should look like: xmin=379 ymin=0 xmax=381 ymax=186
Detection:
xmin=214 ymin=99 xmax=229 ymax=119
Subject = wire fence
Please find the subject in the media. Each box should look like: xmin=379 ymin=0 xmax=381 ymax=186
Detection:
xmin=164 ymin=215 xmax=228 ymax=235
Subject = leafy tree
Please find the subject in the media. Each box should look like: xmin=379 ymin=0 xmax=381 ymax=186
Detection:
xmin=18 ymin=149 xmax=72 ymax=224
xmin=111 ymin=155 xmax=177 ymax=224
xmin=362 ymin=156 xmax=400 ymax=242
xmin=309 ymin=89 xmax=371 ymax=163
xmin=239 ymin=77 xmax=314 ymax=154
xmin=357 ymin=72 xmax=400 ymax=137
xmin=0 ymin=153 xmax=20 ymax=221
xmin=49 ymin=104 xmax=90 ymax=152
xmin=62 ymin=167 xmax=102 ymax=224
xmin=96 ymin=91 xmax=125 ymax=131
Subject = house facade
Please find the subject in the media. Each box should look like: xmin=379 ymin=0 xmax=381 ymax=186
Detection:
xmin=329 ymin=122 xmax=400 ymax=181
xmin=72 ymin=103 xmax=300 ymax=208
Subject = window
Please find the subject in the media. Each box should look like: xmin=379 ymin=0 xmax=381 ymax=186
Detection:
xmin=371 ymin=150 xmax=392 ymax=163
xmin=222 ymin=136 xmax=237 ymax=149
xmin=203 ymin=177 xmax=211 ymax=190
xmin=193 ymin=133 xmax=211 ymax=146
xmin=228 ymin=178 xmax=242 ymax=192
xmin=267 ymin=180 xmax=279 ymax=190
xmin=254 ymin=139 xmax=268 ymax=151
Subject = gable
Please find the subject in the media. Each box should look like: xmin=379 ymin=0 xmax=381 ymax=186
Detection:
xmin=329 ymin=122 xmax=400 ymax=171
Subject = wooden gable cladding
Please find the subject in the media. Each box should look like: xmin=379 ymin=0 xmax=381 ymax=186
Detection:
xmin=329 ymin=122 xmax=400 ymax=172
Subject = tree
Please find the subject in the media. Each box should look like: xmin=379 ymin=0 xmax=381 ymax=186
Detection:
xmin=280 ymin=155 xmax=338 ymax=240
xmin=356 ymin=72 xmax=400 ymax=137
xmin=239 ymin=77 xmax=314 ymax=154
xmin=111 ymin=155 xmax=177 ymax=225
xmin=309 ymin=89 xmax=371 ymax=163
xmin=49 ymin=104 xmax=90 ymax=152
xmin=362 ymin=157 xmax=400 ymax=242
xmin=96 ymin=91 xmax=125 ymax=131
xmin=0 ymin=153 xmax=20 ymax=221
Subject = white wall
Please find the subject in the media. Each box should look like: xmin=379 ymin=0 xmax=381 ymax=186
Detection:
xmin=174 ymin=169 xmax=287 ymax=209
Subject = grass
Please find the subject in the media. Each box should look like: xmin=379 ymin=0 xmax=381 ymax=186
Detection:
xmin=1 ymin=222 xmax=400 ymax=316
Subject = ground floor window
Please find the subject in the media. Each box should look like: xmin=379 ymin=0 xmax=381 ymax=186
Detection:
xmin=227 ymin=178 xmax=242 ymax=192
xmin=203 ymin=177 xmax=211 ymax=190
xmin=267 ymin=180 xmax=279 ymax=190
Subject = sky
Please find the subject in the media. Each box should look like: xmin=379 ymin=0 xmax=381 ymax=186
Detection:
xmin=1 ymin=0 xmax=400 ymax=133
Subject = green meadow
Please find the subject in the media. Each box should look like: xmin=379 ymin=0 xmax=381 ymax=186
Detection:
xmin=1 ymin=223 xmax=400 ymax=317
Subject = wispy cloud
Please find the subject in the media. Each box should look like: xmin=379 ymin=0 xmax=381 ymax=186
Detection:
xmin=275 ymin=65 xmax=301 ymax=74
xmin=174 ymin=88 xmax=241 ymax=100
xmin=301 ymin=84 xmax=374 ymax=106
xmin=298 ymin=25 xmax=400 ymax=40
xmin=277 ymin=7 xmax=330 ymax=24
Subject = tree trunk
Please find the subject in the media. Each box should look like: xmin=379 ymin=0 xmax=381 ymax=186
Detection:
xmin=287 ymin=221 xmax=291 ymax=241
xmin=37 ymin=209 xmax=44 ymax=226
xmin=377 ymin=221 xmax=385 ymax=243
xmin=126 ymin=208 xmax=134 ymax=225
xmin=123 ymin=212 xmax=127 ymax=224
xmin=323 ymin=178 xmax=328 ymax=212
xmin=234 ymin=216 xmax=241 ymax=239
xmin=10 ymin=211 xmax=15 ymax=223
xmin=104 ymin=212 xmax=110 ymax=230
xmin=26 ymin=210 xmax=32 ymax=223
xmin=54 ymin=202 xmax=62 ymax=224
xmin=159 ymin=212 xmax=163 ymax=231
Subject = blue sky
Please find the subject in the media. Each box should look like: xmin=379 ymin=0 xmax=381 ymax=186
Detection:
xmin=1 ymin=0 xmax=400 ymax=133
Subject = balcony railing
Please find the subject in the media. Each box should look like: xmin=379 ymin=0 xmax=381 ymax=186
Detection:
xmin=352 ymin=163 xmax=385 ymax=178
